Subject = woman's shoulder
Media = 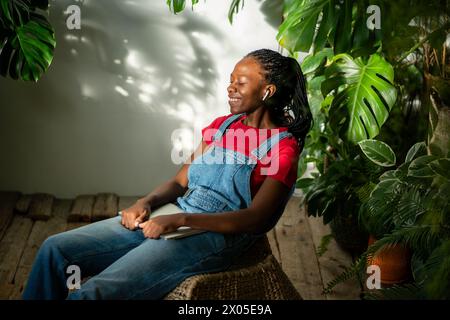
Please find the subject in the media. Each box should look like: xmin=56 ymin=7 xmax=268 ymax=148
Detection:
xmin=277 ymin=135 xmax=301 ymax=159
xmin=205 ymin=114 xmax=236 ymax=130
xmin=201 ymin=114 xmax=236 ymax=143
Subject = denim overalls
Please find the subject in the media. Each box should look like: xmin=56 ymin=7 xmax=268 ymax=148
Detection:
xmin=22 ymin=113 xmax=294 ymax=300
xmin=177 ymin=113 xmax=295 ymax=213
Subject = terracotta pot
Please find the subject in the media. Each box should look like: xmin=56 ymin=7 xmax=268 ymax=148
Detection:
xmin=367 ymin=235 xmax=412 ymax=285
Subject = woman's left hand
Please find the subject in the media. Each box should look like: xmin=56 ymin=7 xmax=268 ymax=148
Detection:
xmin=138 ymin=213 xmax=185 ymax=239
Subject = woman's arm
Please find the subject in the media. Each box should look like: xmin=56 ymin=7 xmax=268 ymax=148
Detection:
xmin=121 ymin=140 xmax=209 ymax=230
xmin=138 ymin=143 xmax=298 ymax=238
xmin=182 ymin=177 xmax=292 ymax=235
xmin=139 ymin=176 xmax=294 ymax=238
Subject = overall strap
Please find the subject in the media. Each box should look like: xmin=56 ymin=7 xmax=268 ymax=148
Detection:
xmin=250 ymin=130 xmax=293 ymax=161
xmin=212 ymin=113 xmax=245 ymax=142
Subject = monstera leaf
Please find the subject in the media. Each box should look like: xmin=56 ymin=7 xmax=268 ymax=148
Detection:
xmin=322 ymin=53 xmax=397 ymax=144
xmin=0 ymin=0 xmax=29 ymax=26
xmin=0 ymin=0 xmax=54 ymax=81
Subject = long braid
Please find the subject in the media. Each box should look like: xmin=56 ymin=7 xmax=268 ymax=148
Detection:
xmin=245 ymin=49 xmax=313 ymax=150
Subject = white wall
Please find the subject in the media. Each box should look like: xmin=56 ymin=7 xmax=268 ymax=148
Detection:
xmin=0 ymin=0 xmax=281 ymax=198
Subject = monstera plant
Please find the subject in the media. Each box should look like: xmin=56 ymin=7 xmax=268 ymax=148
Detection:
xmin=0 ymin=0 xmax=55 ymax=81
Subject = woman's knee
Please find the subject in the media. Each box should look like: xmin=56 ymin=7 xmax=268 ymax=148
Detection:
xmin=42 ymin=232 xmax=68 ymax=250
xmin=38 ymin=232 xmax=75 ymax=264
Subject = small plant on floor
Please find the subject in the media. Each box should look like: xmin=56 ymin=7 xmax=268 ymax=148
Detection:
xmin=324 ymin=141 xmax=450 ymax=299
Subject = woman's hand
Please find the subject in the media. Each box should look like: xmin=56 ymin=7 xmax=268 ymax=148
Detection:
xmin=121 ymin=200 xmax=151 ymax=230
xmin=139 ymin=214 xmax=185 ymax=239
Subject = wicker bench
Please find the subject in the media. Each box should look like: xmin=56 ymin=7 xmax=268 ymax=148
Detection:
xmin=164 ymin=234 xmax=302 ymax=300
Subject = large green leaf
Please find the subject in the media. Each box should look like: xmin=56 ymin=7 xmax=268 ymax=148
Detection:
xmin=0 ymin=12 xmax=55 ymax=81
xmin=358 ymin=139 xmax=396 ymax=167
xmin=322 ymin=53 xmax=397 ymax=143
xmin=333 ymin=0 xmax=352 ymax=54
xmin=277 ymin=0 xmax=330 ymax=53
xmin=276 ymin=0 xmax=380 ymax=55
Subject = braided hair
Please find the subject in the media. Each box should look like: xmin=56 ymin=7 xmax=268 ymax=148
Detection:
xmin=245 ymin=49 xmax=312 ymax=150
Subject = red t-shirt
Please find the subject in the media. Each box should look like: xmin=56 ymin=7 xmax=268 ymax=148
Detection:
xmin=201 ymin=114 xmax=301 ymax=198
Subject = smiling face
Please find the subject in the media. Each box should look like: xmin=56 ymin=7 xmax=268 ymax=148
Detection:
xmin=227 ymin=57 xmax=269 ymax=114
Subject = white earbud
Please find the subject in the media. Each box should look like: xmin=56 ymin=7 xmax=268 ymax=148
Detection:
xmin=263 ymin=91 xmax=269 ymax=101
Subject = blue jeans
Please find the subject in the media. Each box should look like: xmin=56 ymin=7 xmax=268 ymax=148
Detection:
xmin=22 ymin=216 xmax=256 ymax=300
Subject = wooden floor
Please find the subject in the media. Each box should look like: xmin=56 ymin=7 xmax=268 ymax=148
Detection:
xmin=0 ymin=191 xmax=361 ymax=300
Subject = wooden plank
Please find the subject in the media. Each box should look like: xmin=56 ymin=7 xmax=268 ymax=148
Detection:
xmin=274 ymin=196 xmax=325 ymax=300
xmin=118 ymin=196 xmax=141 ymax=212
xmin=307 ymin=214 xmax=362 ymax=300
xmin=68 ymin=195 xmax=94 ymax=222
xmin=91 ymin=193 xmax=118 ymax=222
xmin=0 ymin=192 xmax=21 ymax=242
xmin=9 ymin=200 xmax=72 ymax=299
xmin=0 ymin=216 xmax=33 ymax=285
xmin=28 ymin=193 xmax=54 ymax=221
xmin=0 ymin=283 xmax=14 ymax=299
xmin=14 ymin=194 xmax=32 ymax=214
xmin=266 ymin=229 xmax=282 ymax=266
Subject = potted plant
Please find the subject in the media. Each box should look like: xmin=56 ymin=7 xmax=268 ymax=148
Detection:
xmin=295 ymin=49 xmax=397 ymax=253
xmin=324 ymin=140 xmax=450 ymax=299
xmin=298 ymin=150 xmax=384 ymax=253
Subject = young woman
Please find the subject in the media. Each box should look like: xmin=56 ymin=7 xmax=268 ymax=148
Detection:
xmin=22 ymin=49 xmax=312 ymax=300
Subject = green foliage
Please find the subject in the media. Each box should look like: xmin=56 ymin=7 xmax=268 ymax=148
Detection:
xmin=316 ymin=233 xmax=333 ymax=257
xmin=303 ymin=150 xmax=385 ymax=225
xmin=277 ymin=0 xmax=381 ymax=55
xmin=363 ymin=283 xmax=423 ymax=300
xmin=301 ymin=47 xmax=333 ymax=74
xmin=405 ymin=142 xmax=427 ymax=163
xmin=322 ymin=54 xmax=397 ymax=143
xmin=0 ymin=0 xmax=54 ymax=81
xmin=277 ymin=0 xmax=330 ymax=53
xmin=166 ymin=0 xmax=188 ymax=14
xmin=358 ymin=139 xmax=396 ymax=167
xmin=325 ymin=141 xmax=450 ymax=299
xmin=227 ymin=0 xmax=245 ymax=24
xmin=166 ymin=0 xmax=245 ymax=23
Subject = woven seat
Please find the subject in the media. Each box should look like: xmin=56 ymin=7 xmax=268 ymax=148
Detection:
xmin=164 ymin=235 xmax=302 ymax=300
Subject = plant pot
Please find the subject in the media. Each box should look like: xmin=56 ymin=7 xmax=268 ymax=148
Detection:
xmin=367 ymin=235 xmax=412 ymax=285
xmin=330 ymin=211 xmax=368 ymax=255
